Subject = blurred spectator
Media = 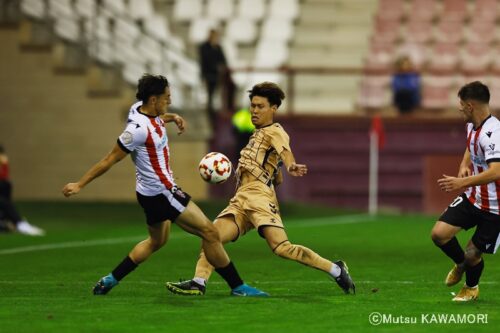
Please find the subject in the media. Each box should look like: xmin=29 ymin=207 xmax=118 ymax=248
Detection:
xmin=0 ymin=145 xmax=45 ymax=236
xmin=392 ymin=56 xmax=421 ymax=114
xmin=232 ymin=108 xmax=255 ymax=158
xmin=199 ymin=29 xmax=228 ymax=129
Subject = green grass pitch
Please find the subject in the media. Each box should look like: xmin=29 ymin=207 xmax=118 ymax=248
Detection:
xmin=0 ymin=201 xmax=498 ymax=333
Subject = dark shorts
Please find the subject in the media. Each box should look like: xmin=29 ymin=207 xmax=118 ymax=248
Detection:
xmin=136 ymin=188 xmax=191 ymax=226
xmin=439 ymin=194 xmax=500 ymax=254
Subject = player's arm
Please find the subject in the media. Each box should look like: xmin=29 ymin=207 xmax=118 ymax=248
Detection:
xmin=458 ymin=149 xmax=472 ymax=178
xmin=160 ymin=113 xmax=186 ymax=135
xmin=280 ymin=149 xmax=307 ymax=177
xmin=62 ymin=143 xmax=127 ymax=197
xmin=438 ymin=162 xmax=500 ymax=192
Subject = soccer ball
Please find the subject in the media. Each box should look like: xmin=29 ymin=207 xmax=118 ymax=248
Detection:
xmin=198 ymin=152 xmax=232 ymax=184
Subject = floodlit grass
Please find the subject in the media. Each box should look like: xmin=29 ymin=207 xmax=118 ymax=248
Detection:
xmin=0 ymin=201 xmax=498 ymax=333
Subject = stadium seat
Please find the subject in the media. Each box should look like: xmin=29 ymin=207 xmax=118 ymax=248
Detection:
xmin=269 ymin=0 xmax=299 ymax=21
xmin=396 ymin=43 xmax=427 ymax=70
xmin=88 ymin=39 xmax=114 ymax=65
xmin=465 ymin=19 xmax=497 ymax=44
xmin=113 ymin=17 xmax=141 ymax=42
xmin=402 ymin=19 xmax=434 ymax=44
xmin=74 ymin=0 xmax=96 ymax=20
xmin=173 ymin=0 xmax=203 ymax=22
xmin=143 ymin=15 xmax=171 ymax=42
xmin=237 ymin=0 xmax=266 ymax=21
xmin=123 ymin=62 xmax=147 ymax=85
xmin=136 ymin=35 xmax=163 ymax=63
xmin=261 ymin=19 xmax=294 ymax=43
xmin=421 ymin=76 xmax=454 ymax=109
xmin=225 ymin=17 xmax=257 ymax=44
xmin=364 ymin=42 xmax=394 ymax=73
xmin=434 ymin=20 xmax=464 ymax=44
xmin=376 ymin=0 xmax=405 ymax=21
xmin=48 ymin=0 xmax=75 ymax=19
xmin=460 ymin=43 xmax=492 ymax=76
xmin=54 ymin=17 xmax=81 ymax=43
xmin=128 ymin=0 xmax=154 ymax=20
xmin=407 ymin=0 xmax=438 ymax=22
xmin=84 ymin=16 xmax=111 ymax=41
xmin=206 ymin=0 xmax=234 ymax=21
xmin=254 ymin=40 xmax=289 ymax=68
xmin=472 ymin=0 xmax=498 ymax=22
xmin=189 ymin=18 xmax=218 ymax=44
xmin=100 ymin=0 xmax=126 ymax=17
xmin=372 ymin=18 xmax=400 ymax=44
xmin=357 ymin=75 xmax=391 ymax=109
xmin=440 ymin=0 xmax=469 ymax=22
xmin=20 ymin=0 xmax=46 ymax=19
xmin=428 ymin=43 xmax=460 ymax=74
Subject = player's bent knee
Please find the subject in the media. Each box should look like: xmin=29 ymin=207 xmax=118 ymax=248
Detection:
xmin=273 ymin=241 xmax=293 ymax=258
xmin=200 ymin=223 xmax=221 ymax=243
xmin=430 ymin=228 xmax=448 ymax=245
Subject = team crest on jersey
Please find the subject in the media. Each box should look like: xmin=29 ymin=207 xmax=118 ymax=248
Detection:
xmin=120 ymin=131 xmax=133 ymax=145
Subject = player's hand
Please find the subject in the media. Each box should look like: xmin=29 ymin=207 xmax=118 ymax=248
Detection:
xmin=287 ymin=163 xmax=307 ymax=177
xmin=437 ymin=174 xmax=464 ymax=192
xmin=62 ymin=183 xmax=81 ymax=197
xmin=457 ymin=165 xmax=471 ymax=178
xmin=173 ymin=115 xmax=186 ymax=135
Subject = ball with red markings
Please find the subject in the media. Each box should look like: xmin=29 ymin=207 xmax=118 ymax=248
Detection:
xmin=198 ymin=152 xmax=232 ymax=184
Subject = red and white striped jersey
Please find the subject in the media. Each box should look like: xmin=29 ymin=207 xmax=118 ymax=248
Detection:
xmin=464 ymin=115 xmax=500 ymax=215
xmin=117 ymin=101 xmax=176 ymax=196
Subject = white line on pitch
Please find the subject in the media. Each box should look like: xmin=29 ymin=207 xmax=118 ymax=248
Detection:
xmin=0 ymin=214 xmax=371 ymax=256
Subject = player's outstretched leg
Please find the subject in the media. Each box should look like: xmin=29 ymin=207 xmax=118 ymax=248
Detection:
xmin=262 ymin=226 xmax=355 ymax=294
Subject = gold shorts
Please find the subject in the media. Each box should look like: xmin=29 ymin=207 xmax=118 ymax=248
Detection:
xmin=217 ymin=180 xmax=284 ymax=240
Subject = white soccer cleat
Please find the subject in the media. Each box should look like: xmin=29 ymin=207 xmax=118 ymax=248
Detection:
xmin=16 ymin=220 xmax=45 ymax=236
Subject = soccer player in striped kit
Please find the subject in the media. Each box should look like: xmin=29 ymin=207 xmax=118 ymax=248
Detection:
xmin=166 ymin=82 xmax=355 ymax=296
xmin=431 ymin=81 xmax=500 ymax=302
xmin=62 ymin=74 xmax=267 ymax=297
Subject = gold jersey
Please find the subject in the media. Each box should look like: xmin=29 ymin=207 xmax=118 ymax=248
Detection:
xmin=237 ymin=123 xmax=291 ymax=185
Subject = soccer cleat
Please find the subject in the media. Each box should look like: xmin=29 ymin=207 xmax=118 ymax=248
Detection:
xmin=230 ymin=283 xmax=269 ymax=297
xmin=333 ymin=260 xmax=355 ymax=294
xmin=16 ymin=220 xmax=45 ymax=236
xmin=93 ymin=273 xmax=118 ymax=295
xmin=445 ymin=264 xmax=465 ymax=286
xmin=452 ymin=285 xmax=479 ymax=302
xmin=166 ymin=279 xmax=206 ymax=296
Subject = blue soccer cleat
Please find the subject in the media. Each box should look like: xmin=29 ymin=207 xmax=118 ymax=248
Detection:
xmin=93 ymin=273 xmax=118 ymax=295
xmin=230 ymin=283 xmax=269 ymax=297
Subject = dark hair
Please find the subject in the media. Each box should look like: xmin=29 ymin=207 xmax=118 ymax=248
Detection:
xmin=248 ymin=82 xmax=285 ymax=108
xmin=458 ymin=81 xmax=490 ymax=104
xmin=0 ymin=145 xmax=4 ymax=154
xmin=136 ymin=74 xmax=169 ymax=104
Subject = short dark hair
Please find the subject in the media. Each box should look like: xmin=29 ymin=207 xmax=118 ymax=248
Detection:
xmin=0 ymin=145 xmax=4 ymax=154
xmin=248 ymin=82 xmax=285 ymax=108
xmin=136 ymin=74 xmax=169 ymax=104
xmin=458 ymin=81 xmax=490 ymax=104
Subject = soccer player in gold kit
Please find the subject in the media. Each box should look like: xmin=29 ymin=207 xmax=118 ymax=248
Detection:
xmin=166 ymin=82 xmax=355 ymax=296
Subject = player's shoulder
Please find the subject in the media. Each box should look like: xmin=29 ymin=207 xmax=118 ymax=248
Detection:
xmin=126 ymin=102 xmax=149 ymax=128
xmin=482 ymin=115 xmax=500 ymax=136
xmin=265 ymin=122 xmax=287 ymax=134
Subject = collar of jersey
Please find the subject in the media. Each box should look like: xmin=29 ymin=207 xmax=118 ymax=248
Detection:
xmin=473 ymin=114 xmax=492 ymax=131
xmin=136 ymin=106 xmax=157 ymax=119
xmin=256 ymin=122 xmax=274 ymax=129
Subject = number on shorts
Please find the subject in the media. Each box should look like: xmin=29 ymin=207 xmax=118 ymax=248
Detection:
xmin=449 ymin=196 xmax=463 ymax=208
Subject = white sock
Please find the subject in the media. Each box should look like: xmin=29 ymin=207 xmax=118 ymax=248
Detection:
xmin=193 ymin=277 xmax=206 ymax=286
xmin=330 ymin=263 xmax=341 ymax=278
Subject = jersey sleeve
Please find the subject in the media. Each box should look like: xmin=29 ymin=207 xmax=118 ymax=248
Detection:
xmin=267 ymin=124 xmax=291 ymax=155
xmin=117 ymin=121 xmax=147 ymax=153
xmin=482 ymin=125 xmax=500 ymax=163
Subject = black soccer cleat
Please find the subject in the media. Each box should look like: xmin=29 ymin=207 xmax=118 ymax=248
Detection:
xmin=166 ymin=279 xmax=206 ymax=296
xmin=333 ymin=260 xmax=355 ymax=294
